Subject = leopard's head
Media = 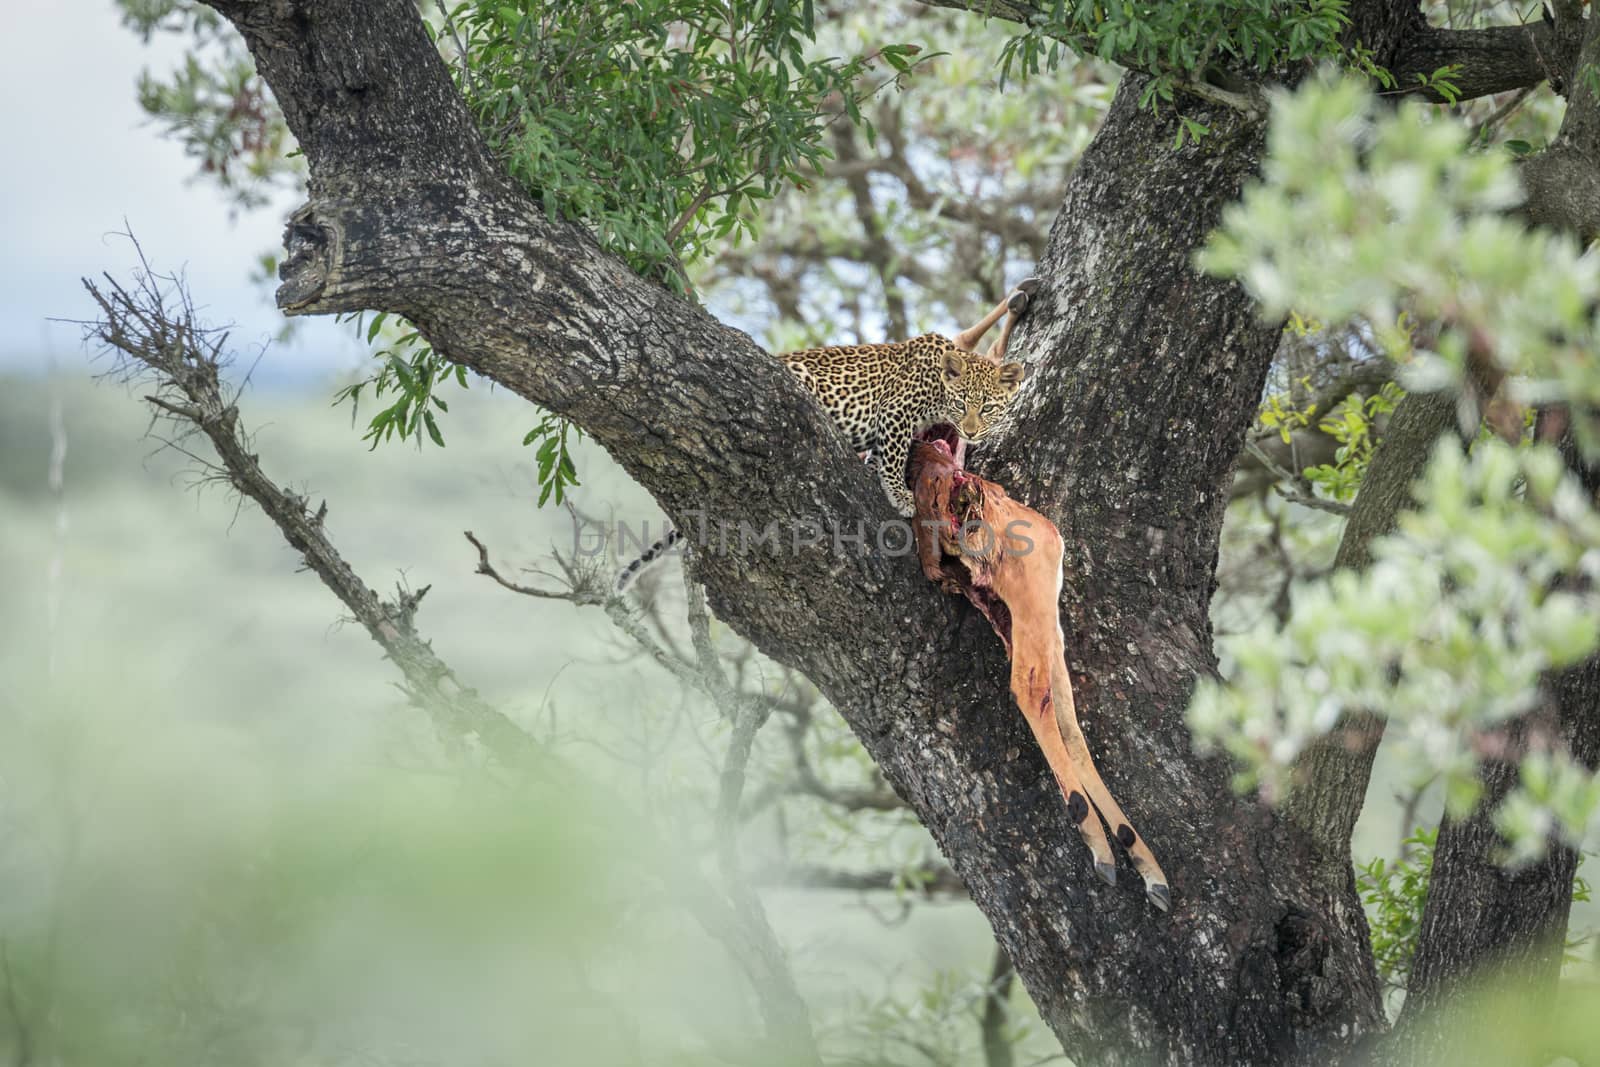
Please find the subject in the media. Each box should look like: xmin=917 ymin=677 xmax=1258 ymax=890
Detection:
xmin=939 ymin=350 xmax=1029 ymax=442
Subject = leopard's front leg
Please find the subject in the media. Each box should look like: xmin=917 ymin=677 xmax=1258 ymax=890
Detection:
xmin=873 ymin=429 xmax=917 ymax=517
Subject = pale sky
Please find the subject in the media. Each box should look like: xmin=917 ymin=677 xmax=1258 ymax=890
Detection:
xmin=0 ymin=0 xmax=363 ymax=381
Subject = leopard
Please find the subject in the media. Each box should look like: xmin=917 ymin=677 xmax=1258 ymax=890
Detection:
xmin=614 ymin=279 xmax=1038 ymax=592
xmin=782 ymin=332 xmax=1027 ymax=516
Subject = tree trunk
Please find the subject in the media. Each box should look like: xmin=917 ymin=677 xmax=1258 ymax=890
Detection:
xmin=1281 ymin=390 xmax=1460 ymax=887
xmin=197 ymin=1 xmax=1405 ymax=1061
xmin=930 ymin=80 xmax=1388 ymax=1062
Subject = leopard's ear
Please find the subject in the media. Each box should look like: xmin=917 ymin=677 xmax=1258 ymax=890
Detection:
xmin=998 ymin=361 xmax=1029 ymax=388
xmin=941 ymin=351 xmax=967 ymax=382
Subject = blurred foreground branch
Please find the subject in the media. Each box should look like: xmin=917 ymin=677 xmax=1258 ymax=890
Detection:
xmin=80 ymin=248 xmax=546 ymax=771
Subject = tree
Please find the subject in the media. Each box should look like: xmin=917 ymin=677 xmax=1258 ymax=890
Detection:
xmin=57 ymin=0 xmax=1600 ymax=1063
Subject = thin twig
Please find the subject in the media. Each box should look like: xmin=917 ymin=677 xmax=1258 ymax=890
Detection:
xmin=1273 ymin=486 xmax=1353 ymax=517
xmin=432 ymin=0 xmax=477 ymax=91
xmin=665 ymin=184 xmax=725 ymax=247
xmin=1244 ymin=441 xmax=1353 ymax=516
xmin=980 ymin=942 xmax=1017 ymax=1067
xmin=1470 ymin=85 xmax=1535 ymax=142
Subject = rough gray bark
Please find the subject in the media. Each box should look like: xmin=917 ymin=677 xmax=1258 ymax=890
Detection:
xmin=186 ymin=0 xmax=1582 ymax=1062
xmin=1519 ymin=7 xmax=1600 ymax=242
xmin=958 ymin=84 xmax=1388 ymax=1065
xmin=1393 ymin=20 xmax=1582 ymax=103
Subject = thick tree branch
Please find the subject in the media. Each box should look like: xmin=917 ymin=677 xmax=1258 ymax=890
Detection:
xmin=957 ymin=75 xmax=1391 ymax=1058
xmin=1392 ymin=21 xmax=1581 ymax=103
xmin=208 ymin=3 xmax=940 ymax=740
xmin=921 ymin=0 xmax=1579 ymax=105
xmin=1519 ymin=9 xmax=1600 ymax=241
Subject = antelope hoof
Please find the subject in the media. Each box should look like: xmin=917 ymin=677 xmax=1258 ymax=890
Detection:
xmin=1146 ymin=882 xmax=1171 ymax=913
xmin=1007 ymin=278 xmax=1040 ymax=314
xmin=1094 ymin=861 xmax=1118 ymax=887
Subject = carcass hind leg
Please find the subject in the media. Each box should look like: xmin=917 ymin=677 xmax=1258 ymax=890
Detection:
xmin=1010 ymin=646 xmax=1117 ymax=884
xmin=1050 ymin=659 xmax=1171 ymax=911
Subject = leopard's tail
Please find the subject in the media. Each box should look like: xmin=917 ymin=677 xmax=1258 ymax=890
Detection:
xmin=614 ymin=526 xmax=682 ymax=592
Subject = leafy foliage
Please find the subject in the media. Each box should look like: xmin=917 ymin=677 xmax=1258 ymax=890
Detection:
xmin=1359 ymin=828 xmax=1593 ymax=997
xmin=1414 ymin=62 xmax=1465 ymax=103
xmin=118 ymin=0 xmax=301 ymax=211
xmin=346 ymin=0 xmax=918 ymax=499
xmin=997 ymin=0 xmax=1348 ymax=107
xmin=521 ymin=412 xmax=582 ymax=506
xmin=1201 ymin=72 xmax=1600 ymax=456
xmin=1254 ymin=379 xmax=1403 ymax=501
xmin=1357 ymin=827 xmax=1437 ymax=994
xmin=1195 ymin=78 xmax=1600 ymax=859
xmin=1498 ymin=755 xmax=1600 ymax=865
xmin=1192 ymin=438 xmax=1600 ymax=827
xmin=332 ymin=312 xmax=465 ymax=449
xmin=1257 ymin=384 xmax=1317 ymax=444
xmin=1302 ymin=382 xmax=1403 ymax=501
xmin=301 ymin=0 xmax=915 ymax=503
xmin=440 ymin=0 xmax=921 ymax=288
xmin=123 ymin=0 xmax=920 ymax=502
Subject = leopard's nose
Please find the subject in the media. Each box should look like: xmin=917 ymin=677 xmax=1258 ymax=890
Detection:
xmin=959 ymin=414 xmax=983 ymax=438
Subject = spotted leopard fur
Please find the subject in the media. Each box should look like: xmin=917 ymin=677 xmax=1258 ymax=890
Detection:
xmin=612 ymin=526 xmax=681 ymax=591
xmin=782 ymin=334 xmax=1026 ymax=515
xmin=615 ymin=283 xmax=1036 ymax=592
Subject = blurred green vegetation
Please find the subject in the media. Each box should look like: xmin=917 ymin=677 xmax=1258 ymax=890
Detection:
xmin=0 ymin=370 xmax=1048 ymax=1065
xmin=5 ymin=365 xmax=1593 ymax=1063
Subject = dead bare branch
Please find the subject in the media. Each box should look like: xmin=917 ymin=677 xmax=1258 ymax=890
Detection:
xmin=79 ymin=243 xmax=545 ymax=771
